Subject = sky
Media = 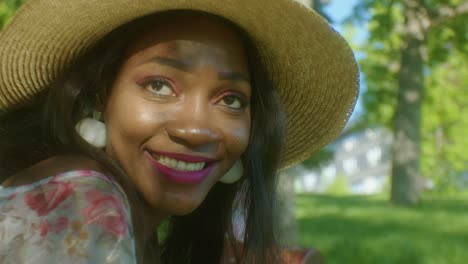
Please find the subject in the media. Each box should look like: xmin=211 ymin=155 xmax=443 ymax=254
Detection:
xmin=325 ymin=0 xmax=367 ymax=45
xmin=325 ymin=0 xmax=357 ymax=25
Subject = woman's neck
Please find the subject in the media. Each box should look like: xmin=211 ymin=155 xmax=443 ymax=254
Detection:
xmin=131 ymin=197 xmax=168 ymax=263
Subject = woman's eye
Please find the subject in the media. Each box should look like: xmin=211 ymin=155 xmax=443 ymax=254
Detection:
xmin=218 ymin=94 xmax=245 ymax=110
xmin=143 ymin=79 xmax=175 ymax=97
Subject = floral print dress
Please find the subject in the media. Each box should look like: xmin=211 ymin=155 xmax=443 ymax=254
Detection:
xmin=0 ymin=170 xmax=137 ymax=264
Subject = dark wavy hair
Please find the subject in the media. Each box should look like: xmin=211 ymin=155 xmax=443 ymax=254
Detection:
xmin=0 ymin=11 xmax=286 ymax=264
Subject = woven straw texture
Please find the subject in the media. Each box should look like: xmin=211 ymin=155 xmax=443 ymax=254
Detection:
xmin=0 ymin=0 xmax=359 ymax=169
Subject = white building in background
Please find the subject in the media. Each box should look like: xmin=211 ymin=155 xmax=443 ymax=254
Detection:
xmin=293 ymin=128 xmax=393 ymax=194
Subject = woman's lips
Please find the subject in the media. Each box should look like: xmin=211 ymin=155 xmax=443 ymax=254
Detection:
xmin=145 ymin=151 xmax=216 ymax=184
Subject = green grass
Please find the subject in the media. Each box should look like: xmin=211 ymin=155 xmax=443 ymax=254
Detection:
xmin=296 ymin=193 xmax=468 ymax=264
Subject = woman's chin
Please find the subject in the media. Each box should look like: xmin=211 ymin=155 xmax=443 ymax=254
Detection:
xmin=154 ymin=194 xmax=205 ymax=216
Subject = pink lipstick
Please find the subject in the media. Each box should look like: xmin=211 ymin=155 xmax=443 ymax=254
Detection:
xmin=145 ymin=151 xmax=215 ymax=184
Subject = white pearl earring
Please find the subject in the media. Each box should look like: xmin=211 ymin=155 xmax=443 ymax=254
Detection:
xmin=219 ymin=160 xmax=243 ymax=184
xmin=75 ymin=111 xmax=106 ymax=148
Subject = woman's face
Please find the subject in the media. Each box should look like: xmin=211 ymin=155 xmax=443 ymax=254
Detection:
xmin=104 ymin=13 xmax=251 ymax=218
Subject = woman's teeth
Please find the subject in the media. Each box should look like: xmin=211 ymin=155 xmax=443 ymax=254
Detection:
xmin=157 ymin=155 xmax=205 ymax=171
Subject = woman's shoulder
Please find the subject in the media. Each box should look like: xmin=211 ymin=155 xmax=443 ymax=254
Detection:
xmin=1 ymin=154 xmax=109 ymax=188
xmin=0 ymin=154 xmax=130 ymax=209
xmin=0 ymin=156 xmax=137 ymax=263
xmin=0 ymin=154 xmax=129 ymax=209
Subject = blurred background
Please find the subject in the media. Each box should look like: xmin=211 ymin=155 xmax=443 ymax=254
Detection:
xmin=2 ymin=0 xmax=467 ymax=263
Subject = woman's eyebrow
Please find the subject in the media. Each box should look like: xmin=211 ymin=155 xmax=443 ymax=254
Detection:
xmin=143 ymin=56 xmax=250 ymax=83
xmin=144 ymin=56 xmax=192 ymax=72
xmin=219 ymin=71 xmax=250 ymax=83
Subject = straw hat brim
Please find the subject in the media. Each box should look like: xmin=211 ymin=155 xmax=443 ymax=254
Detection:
xmin=0 ymin=0 xmax=359 ymax=169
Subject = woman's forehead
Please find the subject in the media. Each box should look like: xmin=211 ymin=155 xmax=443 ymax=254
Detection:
xmin=122 ymin=13 xmax=250 ymax=74
xmin=125 ymin=11 xmax=247 ymax=55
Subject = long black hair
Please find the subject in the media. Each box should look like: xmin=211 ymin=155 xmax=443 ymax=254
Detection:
xmin=0 ymin=11 xmax=286 ymax=264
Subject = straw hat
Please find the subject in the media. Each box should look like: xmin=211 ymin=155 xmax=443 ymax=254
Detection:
xmin=0 ymin=0 xmax=358 ymax=169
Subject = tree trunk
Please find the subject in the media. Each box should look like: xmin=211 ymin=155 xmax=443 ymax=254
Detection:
xmin=391 ymin=1 xmax=426 ymax=205
xmin=276 ymin=172 xmax=300 ymax=247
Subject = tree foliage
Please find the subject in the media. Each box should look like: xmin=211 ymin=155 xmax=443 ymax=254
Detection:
xmin=349 ymin=0 xmax=468 ymax=199
xmin=422 ymin=51 xmax=468 ymax=191
xmin=351 ymin=1 xmax=404 ymax=127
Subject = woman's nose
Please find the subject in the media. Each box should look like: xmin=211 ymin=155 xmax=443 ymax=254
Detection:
xmin=165 ymin=103 xmax=222 ymax=150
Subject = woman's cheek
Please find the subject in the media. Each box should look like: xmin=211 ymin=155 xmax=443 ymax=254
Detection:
xmin=118 ymin=100 xmax=171 ymax=136
xmin=228 ymin=121 xmax=251 ymax=155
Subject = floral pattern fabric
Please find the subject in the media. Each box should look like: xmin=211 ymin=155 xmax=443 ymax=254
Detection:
xmin=0 ymin=170 xmax=136 ymax=264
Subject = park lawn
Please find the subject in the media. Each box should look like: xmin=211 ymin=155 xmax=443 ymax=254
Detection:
xmin=296 ymin=193 xmax=468 ymax=264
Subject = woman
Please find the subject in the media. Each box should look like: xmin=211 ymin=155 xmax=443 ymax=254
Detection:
xmin=0 ymin=0 xmax=358 ymax=263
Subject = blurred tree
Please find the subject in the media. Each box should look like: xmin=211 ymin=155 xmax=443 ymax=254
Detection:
xmin=276 ymin=170 xmax=300 ymax=248
xmin=422 ymin=51 xmax=468 ymax=193
xmin=350 ymin=0 xmax=468 ymax=205
xmin=0 ymin=0 xmax=26 ymax=29
xmin=302 ymin=148 xmax=334 ymax=169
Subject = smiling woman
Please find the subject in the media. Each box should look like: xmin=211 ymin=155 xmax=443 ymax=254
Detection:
xmin=0 ymin=1 xmax=358 ymax=264
xmin=104 ymin=13 xmax=252 ymax=218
